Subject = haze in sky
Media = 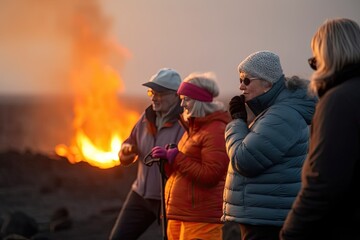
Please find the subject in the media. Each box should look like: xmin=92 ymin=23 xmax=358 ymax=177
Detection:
xmin=0 ymin=0 xmax=359 ymax=97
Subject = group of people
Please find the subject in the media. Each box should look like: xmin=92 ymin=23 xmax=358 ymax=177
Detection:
xmin=109 ymin=17 xmax=360 ymax=240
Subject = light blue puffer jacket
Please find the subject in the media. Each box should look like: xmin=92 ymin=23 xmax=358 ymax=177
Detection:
xmin=222 ymin=76 xmax=317 ymax=226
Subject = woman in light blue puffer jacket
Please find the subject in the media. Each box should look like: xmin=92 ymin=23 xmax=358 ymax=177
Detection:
xmin=222 ymin=51 xmax=317 ymax=240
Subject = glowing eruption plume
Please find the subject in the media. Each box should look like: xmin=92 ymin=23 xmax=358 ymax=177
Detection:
xmin=53 ymin=0 xmax=139 ymax=168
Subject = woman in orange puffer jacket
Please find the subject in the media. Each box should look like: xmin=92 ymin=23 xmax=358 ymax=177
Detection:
xmin=151 ymin=72 xmax=231 ymax=240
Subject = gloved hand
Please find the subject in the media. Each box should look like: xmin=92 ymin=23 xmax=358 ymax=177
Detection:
xmin=166 ymin=147 xmax=179 ymax=165
xmin=151 ymin=145 xmax=179 ymax=165
xmin=151 ymin=146 xmax=167 ymax=159
xmin=229 ymin=95 xmax=247 ymax=121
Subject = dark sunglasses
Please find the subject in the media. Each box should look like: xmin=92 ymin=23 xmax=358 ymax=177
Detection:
xmin=308 ymin=57 xmax=317 ymax=70
xmin=240 ymin=77 xmax=256 ymax=86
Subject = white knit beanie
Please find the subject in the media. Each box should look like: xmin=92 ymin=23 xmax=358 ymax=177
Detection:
xmin=237 ymin=51 xmax=283 ymax=83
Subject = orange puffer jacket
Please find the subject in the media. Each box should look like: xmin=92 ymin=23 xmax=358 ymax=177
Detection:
xmin=165 ymin=110 xmax=231 ymax=223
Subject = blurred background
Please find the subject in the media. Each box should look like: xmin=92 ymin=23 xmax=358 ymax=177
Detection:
xmin=1 ymin=0 xmax=360 ymax=97
xmin=0 ymin=0 xmax=359 ymax=164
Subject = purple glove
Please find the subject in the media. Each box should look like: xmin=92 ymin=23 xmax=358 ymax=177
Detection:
xmin=151 ymin=146 xmax=167 ymax=159
xmin=151 ymin=145 xmax=179 ymax=164
xmin=166 ymin=147 xmax=179 ymax=165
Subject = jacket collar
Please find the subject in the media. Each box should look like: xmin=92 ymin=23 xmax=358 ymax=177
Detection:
xmin=187 ymin=111 xmax=230 ymax=133
xmin=144 ymin=103 xmax=183 ymax=135
xmin=246 ymin=76 xmax=286 ymax=116
xmin=318 ymin=62 xmax=360 ymax=97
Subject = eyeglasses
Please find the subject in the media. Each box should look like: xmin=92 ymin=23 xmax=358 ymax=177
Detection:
xmin=147 ymin=89 xmax=174 ymax=98
xmin=308 ymin=57 xmax=317 ymax=70
xmin=240 ymin=77 xmax=257 ymax=86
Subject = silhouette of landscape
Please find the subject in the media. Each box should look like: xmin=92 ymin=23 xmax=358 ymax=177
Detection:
xmin=0 ymin=95 xmax=162 ymax=239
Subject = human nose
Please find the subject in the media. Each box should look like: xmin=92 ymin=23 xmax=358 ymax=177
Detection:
xmin=180 ymin=99 xmax=186 ymax=107
xmin=239 ymin=83 xmax=246 ymax=90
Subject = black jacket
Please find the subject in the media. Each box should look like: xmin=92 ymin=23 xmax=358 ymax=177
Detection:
xmin=280 ymin=64 xmax=360 ymax=240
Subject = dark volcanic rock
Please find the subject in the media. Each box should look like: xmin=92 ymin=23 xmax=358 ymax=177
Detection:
xmin=0 ymin=211 xmax=38 ymax=239
xmin=0 ymin=150 xmax=146 ymax=240
xmin=49 ymin=207 xmax=72 ymax=232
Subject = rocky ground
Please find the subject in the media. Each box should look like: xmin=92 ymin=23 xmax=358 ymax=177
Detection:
xmin=0 ymin=150 xmax=162 ymax=240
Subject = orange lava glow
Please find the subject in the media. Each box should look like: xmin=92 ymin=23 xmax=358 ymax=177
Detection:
xmin=55 ymin=2 xmax=138 ymax=169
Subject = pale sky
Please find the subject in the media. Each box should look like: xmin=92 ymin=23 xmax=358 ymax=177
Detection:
xmin=0 ymin=0 xmax=359 ymax=97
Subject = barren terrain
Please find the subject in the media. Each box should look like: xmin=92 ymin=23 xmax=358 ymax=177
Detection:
xmin=0 ymin=95 xmax=161 ymax=239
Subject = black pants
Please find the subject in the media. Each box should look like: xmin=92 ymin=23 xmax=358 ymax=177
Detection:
xmin=240 ymin=223 xmax=281 ymax=240
xmin=222 ymin=221 xmax=241 ymax=240
xmin=109 ymin=190 xmax=161 ymax=240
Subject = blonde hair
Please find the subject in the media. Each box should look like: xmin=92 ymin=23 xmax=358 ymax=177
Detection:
xmin=310 ymin=18 xmax=360 ymax=95
xmin=182 ymin=72 xmax=225 ymax=119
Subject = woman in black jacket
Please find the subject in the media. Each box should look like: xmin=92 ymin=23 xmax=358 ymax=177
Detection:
xmin=280 ymin=18 xmax=360 ymax=240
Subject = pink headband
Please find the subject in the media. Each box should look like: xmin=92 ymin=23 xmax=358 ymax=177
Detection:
xmin=177 ymin=82 xmax=213 ymax=102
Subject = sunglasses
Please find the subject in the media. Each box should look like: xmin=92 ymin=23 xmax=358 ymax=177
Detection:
xmin=147 ymin=89 xmax=174 ymax=98
xmin=240 ymin=77 xmax=257 ymax=86
xmin=308 ymin=57 xmax=317 ymax=70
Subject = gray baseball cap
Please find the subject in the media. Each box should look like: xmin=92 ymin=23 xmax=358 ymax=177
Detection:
xmin=142 ymin=68 xmax=181 ymax=92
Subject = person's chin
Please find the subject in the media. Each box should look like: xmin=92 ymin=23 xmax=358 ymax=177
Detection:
xmin=152 ymin=104 xmax=160 ymax=111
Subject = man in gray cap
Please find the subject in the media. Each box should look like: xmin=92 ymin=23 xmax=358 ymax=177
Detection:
xmin=109 ymin=68 xmax=185 ymax=240
xmin=221 ymin=51 xmax=317 ymax=240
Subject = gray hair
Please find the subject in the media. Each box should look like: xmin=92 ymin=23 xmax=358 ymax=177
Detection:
xmin=310 ymin=18 xmax=360 ymax=95
xmin=182 ymin=72 xmax=225 ymax=120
